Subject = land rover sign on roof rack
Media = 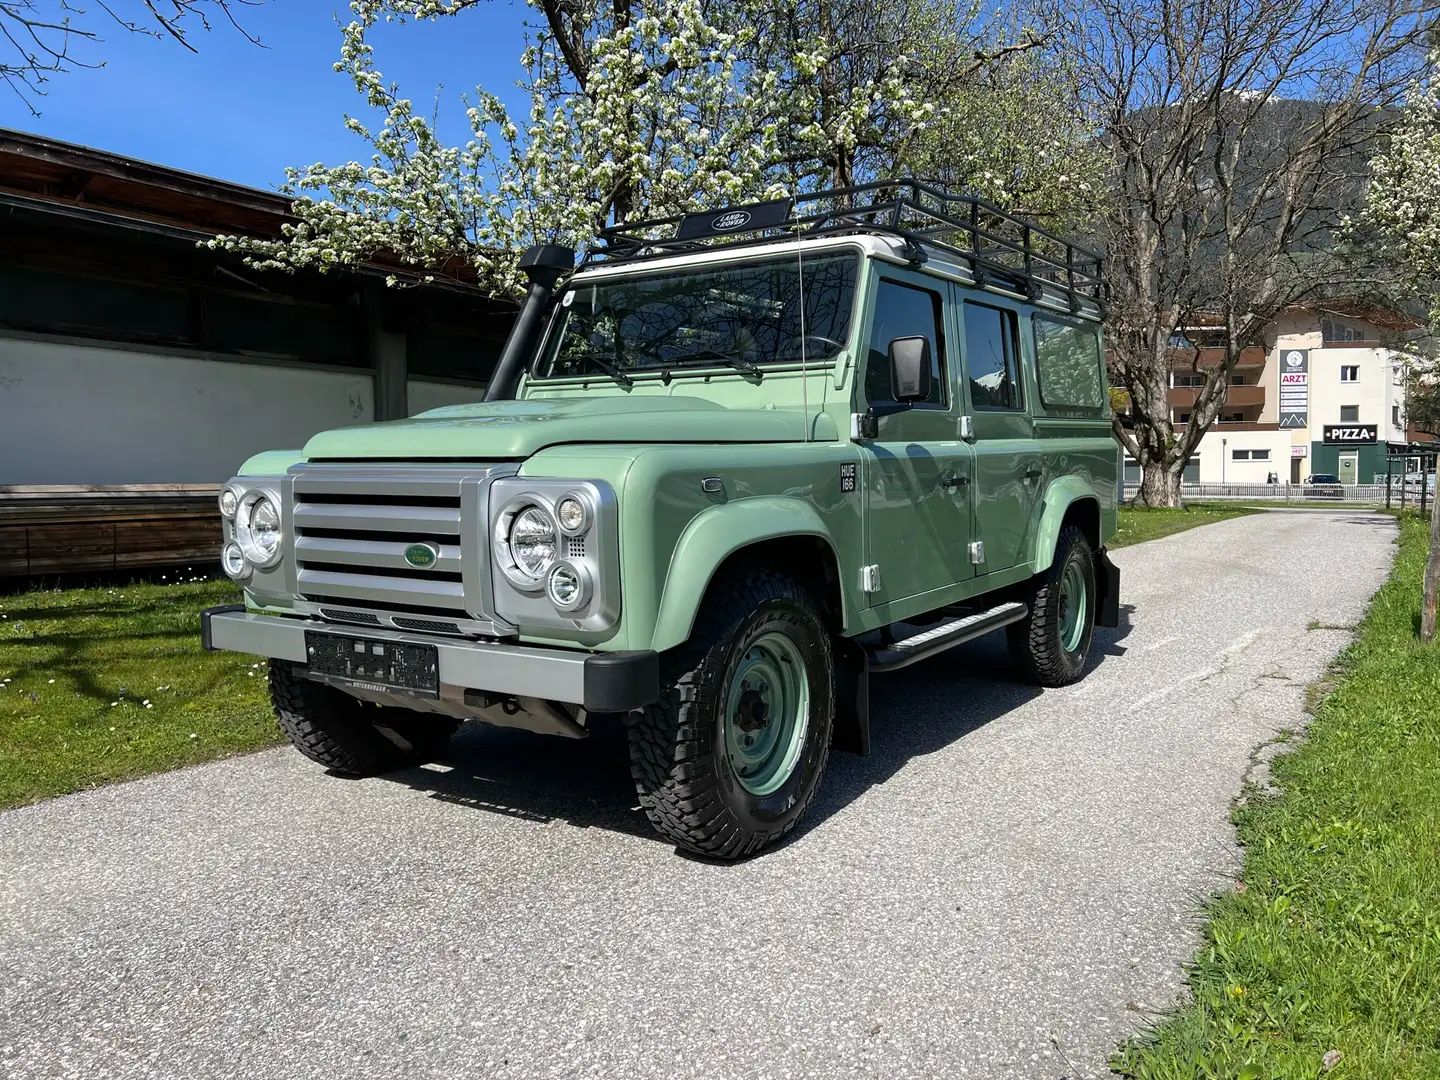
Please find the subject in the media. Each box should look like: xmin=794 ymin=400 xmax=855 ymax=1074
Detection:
xmin=674 ymin=198 xmax=795 ymax=240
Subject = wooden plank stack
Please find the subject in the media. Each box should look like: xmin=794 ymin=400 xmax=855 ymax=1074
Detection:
xmin=0 ymin=484 xmax=221 ymax=577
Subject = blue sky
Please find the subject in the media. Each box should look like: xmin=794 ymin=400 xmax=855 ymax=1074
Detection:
xmin=0 ymin=2 xmax=535 ymax=191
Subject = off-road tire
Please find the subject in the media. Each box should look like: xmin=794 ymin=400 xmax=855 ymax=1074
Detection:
xmin=1007 ymin=524 xmax=1096 ymax=687
xmin=269 ymin=660 xmax=458 ymax=776
xmin=626 ymin=571 xmax=835 ymax=859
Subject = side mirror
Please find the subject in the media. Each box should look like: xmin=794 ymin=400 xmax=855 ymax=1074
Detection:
xmin=888 ymin=336 xmax=932 ymax=403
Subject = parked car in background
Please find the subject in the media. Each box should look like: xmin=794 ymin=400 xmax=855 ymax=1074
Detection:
xmin=1401 ymin=472 xmax=1436 ymax=494
xmin=1304 ymin=473 xmax=1344 ymax=499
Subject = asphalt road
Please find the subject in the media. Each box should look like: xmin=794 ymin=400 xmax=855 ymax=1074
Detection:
xmin=0 ymin=509 xmax=1397 ymax=1080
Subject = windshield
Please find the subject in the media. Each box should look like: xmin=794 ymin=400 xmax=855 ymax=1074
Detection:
xmin=534 ymin=251 xmax=859 ymax=380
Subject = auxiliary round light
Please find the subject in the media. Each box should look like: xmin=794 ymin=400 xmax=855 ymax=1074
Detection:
xmin=221 ymin=542 xmax=249 ymax=579
xmin=546 ymin=562 xmax=590 ymax=611
xmin=218 ymin=487 xmax=239 ymax=518
xmin=556 ymin=494 xmax=588 ymax=535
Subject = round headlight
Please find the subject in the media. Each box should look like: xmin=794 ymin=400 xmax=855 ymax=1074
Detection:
xmin=556 ymin=495 xmax=588 ymax=535
xmin=237 ymin=491 xmax=283 ymax=567
xmin=546 ymin=562 xmax=590 ymax=611
xmin=221 ymin=541 xmax=249 ymax=578
xmin=219 ymin=488 xmax=239 ymax=518
xmin=509 ymin=505 xmax=557 ymax=580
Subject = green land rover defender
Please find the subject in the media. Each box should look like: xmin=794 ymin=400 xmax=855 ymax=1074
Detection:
xmin=202 ymin=181 xmax=1120 ymax=858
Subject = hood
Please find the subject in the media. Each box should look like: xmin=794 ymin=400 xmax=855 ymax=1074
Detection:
xmin=301 ymin=395 xmax=837 ymax=460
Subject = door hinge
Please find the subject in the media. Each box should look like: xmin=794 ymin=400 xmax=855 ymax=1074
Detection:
xmin=968 ymin=541 xmax=985 ymax=565
xmin=860 ymin=564 xmax=882 ymax=594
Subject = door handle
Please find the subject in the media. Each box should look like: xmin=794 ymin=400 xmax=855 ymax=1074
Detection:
xmin=941 ymin=475 xmax=971 ymax=489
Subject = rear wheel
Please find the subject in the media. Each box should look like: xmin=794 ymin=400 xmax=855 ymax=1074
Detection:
xmin=269 ymin=660 xmax=458 ymax=776
xmin=1007 ymin=524 xmax=1096 ymax=687
xmin=626 ymin=571 xmax=834 ymax=859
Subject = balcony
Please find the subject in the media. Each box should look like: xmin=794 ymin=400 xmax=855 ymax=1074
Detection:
xmin=1167 ymin=383 xmax=1267 ymax=409
xmin=1169 ymin=346 xmax=1267 ymax=369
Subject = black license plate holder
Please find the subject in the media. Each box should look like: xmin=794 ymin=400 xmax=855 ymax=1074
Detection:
xmin=304 ymin=631 xmax=440 ymax=699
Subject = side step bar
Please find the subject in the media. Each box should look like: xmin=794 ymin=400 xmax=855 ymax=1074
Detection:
xmin=867 ymin=601 xmax=1028 ymax=673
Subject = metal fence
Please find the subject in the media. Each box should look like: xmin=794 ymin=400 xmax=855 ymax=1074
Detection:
xmin=1123 ymin=482 xmax=1408 ymax=506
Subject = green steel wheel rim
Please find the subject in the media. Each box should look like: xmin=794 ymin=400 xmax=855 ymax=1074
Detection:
xmin=1058 ymin=558 xmax=1088 ymax=654
xmin=723 ymin=631 xmax=811 ymax=797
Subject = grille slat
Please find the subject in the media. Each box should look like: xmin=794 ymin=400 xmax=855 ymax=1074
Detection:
xmin=293 ymin=503 xmax=462 ymax=534
xmin=295 ymin=536 xmax=463 ymax=575
xmin=297 ymin=569 xmax=466 ymax=611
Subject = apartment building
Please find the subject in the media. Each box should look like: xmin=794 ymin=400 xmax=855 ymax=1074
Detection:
xmin=1123 ymin=304 xmax=1417 ymax=485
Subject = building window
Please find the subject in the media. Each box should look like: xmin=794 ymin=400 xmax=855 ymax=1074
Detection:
xmin=1173 ymin=373 xmax=1206 ymax=387
xmin=1321 ymin=315 xmax=1377 ymax=344
xmin=1222 ymin=412 xmax=1246 ymax=423
xmin=1340 ymin=404 xmax=1359 ymax=422
xmin=1176 ymin=411 xmax=1192 ymax=423
xmin=1394 ymin=404 xmax=1402 ymax=428
xmin=1340 ymin=365 xmax=1359 ymax=382
xmin=1232 ymin=449 xmax=1272 ymax=461
xmin=1230 ymin=374 xmax=1247 ymax=386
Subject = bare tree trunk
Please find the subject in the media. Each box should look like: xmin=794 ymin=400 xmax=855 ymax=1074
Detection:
xmin=1423 ymin=484 xmax=1440 ymax=642
xmin=1135 ymin=459 xmax=1183 ymax=508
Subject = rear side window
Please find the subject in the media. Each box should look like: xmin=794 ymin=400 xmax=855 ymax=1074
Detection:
xmin=962 ymin=302 xmax=1023 ymax=410
xmin=865 ymin=280 xmax=947 ymax=408
xmin=1033 ymin=316 xmax=1104 ymax=410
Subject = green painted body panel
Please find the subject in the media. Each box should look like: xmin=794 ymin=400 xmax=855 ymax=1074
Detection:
xmin=234 ymin=248 xmax=1118 ymax=656
xmin=303 ymin=392 xmax=837 ymax=460
xmin=239 ymin=449 xmax=306 ymax=476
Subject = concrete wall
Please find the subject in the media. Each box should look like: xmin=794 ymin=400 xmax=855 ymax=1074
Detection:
xmin=407 ymin=379 xmax=486 ymax=416
xmin=0 ymin=337 xmax=374 ymax=484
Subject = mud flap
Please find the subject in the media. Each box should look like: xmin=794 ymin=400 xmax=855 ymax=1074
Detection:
xmin=1095 ymin=547 xmax=1121 ymax=628
xmin=832 ymin=636 xmax=870 ymax=755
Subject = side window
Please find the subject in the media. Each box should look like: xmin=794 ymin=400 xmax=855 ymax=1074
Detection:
xmin=1033 ymin=316 xmax=1104 ymax=410
xmin=865 ymin=280 xmax=946 ymax=408
xmin=962 ymin=302 xmax=1023 ymax=410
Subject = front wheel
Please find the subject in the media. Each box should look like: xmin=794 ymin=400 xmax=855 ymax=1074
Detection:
xmin=626 ymin=571 xmax=835 ymax=859
xmin=1007 ymin=524 xmax=1097 ymax=687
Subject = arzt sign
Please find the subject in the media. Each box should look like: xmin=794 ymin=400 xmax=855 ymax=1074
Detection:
xmin=1278 ymin=349 xmax=1308 ymax=429
xmin=1322 ymin=424 xmax=1377 ymax=444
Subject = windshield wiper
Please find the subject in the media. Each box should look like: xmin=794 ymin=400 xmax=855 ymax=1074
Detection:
xmin=563 ymin=352 xmax=633 ymax=387
xmin=666 ymin=349 xmax=763 ymax=378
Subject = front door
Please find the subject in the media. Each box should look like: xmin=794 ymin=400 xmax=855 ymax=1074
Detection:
xmin=1339 ymin=453 xmax=1358 ymax=485
xmin=957 ymin=297 xmax=1040 ymax=574
xmin=858 ymin=274 xmax=973 ymax=609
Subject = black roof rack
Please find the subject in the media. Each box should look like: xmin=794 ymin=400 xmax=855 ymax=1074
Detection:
xmin=585 ymin=179 xmax=1105 ymax=316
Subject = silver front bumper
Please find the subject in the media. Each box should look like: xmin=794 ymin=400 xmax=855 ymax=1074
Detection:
xmin=201 ymin=608 xmax=659 ymax=713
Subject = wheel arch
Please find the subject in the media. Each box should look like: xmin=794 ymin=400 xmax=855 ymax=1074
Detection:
xmin=1030 ymin=479 xmax=1101 ymax=576
xmin=649 ymin=498 xmax=848 ymax=654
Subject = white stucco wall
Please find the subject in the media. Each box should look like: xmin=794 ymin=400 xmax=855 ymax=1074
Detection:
xmin=407 ymin=379 xmax=486 ymax=416
xmin=0 ymin=337 xmax=374 ymax=485
xmin=1192 ymin=428 xmax=1297 ymax=483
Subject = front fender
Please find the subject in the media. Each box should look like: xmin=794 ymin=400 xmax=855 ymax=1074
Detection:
xmin=1030 ymin=476 xmax=1101 ymax=575
xmin=650 ymin=497 xmax=846 ymax=653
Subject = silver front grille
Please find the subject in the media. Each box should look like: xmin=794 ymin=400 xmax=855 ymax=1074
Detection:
xmin=288 ymin=464 xmax=515 ymax=637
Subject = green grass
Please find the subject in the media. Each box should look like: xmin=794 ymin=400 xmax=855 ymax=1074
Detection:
xmin=0 ymin=576 xmax=280 ymax=809
xmin=1114 ymin=503 xmax=1264 ymax=549
xmin=1114 ymin=512 xmax=1440 ymax=1079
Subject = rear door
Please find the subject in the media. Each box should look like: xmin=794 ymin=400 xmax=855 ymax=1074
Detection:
xmin=957 ymin=296 xmax=1042 ymax=575
xmin=858 ymin=272 xmax=974 ymax=605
